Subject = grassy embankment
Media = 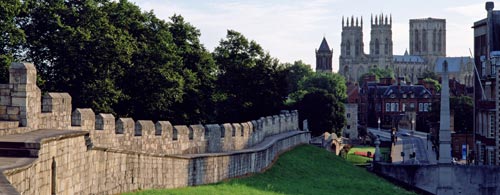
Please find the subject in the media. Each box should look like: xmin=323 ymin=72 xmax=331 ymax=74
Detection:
xmin=124 ymin=145 xmax=414 ymax=195
xmin=346 ymin=146 xmax=390 ymax=165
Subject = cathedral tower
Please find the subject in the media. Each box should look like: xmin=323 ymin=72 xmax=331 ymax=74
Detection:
xmin=370 ymin=13 xmax=393 ymax=66
xmin=339 ymin=16 xmax=365 ymax=81
xmin=340 ymin=16 xmax=364 ymax=59
xmin=315 ymin=37 xmax=333 ymax=72
xmin=409 ymin=18 xmax=446 ymax=58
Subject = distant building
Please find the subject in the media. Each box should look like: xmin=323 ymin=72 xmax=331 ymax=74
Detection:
xmin=358 ymin=76 xmax=433 ymax=132
xmin=337 ymin=15 xmax=473 ymax=87
xmin=315 ymin=37 xmax=333 ymax=72
xmin=473 ymin=1 xmax=500 ymax=165
xmin=343 ymin=103 xmax=358 ymax=139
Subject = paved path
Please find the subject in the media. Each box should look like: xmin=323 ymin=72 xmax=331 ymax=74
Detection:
xmin=390 ymin=130 xmax=437 ymax=164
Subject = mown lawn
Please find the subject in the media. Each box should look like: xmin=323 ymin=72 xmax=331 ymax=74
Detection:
xmin=123 ymin=145 xmax=414 ymax=195
xmin=346 ymin=146 xmax=390 ymax=165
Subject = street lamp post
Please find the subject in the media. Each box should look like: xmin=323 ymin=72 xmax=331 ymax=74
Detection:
xmin=411 ymin=119 xmax=415 ymax=135
xmin=378 ymin=117 xmax=381 ymax=131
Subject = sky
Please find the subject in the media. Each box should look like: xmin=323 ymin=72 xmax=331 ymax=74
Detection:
xmin=131 ymin=0 xmax=491 ymax=71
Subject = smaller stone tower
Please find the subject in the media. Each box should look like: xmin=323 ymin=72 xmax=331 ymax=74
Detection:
xmin=370 ymin=13 xmax=393 ymax=67
xmin=316 ymin=37 xmax=333 ymax=72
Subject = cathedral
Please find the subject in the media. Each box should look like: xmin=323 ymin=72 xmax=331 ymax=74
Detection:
xmin=316 ymin=14 xmax=473 ymax=86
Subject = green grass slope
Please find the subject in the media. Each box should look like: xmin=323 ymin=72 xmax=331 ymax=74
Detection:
xmin=124 ymin=145 xmax=415 ymax=195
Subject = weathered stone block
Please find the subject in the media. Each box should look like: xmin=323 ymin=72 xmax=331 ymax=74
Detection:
xmin=7 ymin=106 xmax=19 ymax=115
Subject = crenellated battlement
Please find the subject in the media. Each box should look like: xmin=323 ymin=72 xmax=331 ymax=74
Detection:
xmin=0 ymin=62 xmax=306 ymax=195
xmin=0 ymin=63 xmax=300 ymax=155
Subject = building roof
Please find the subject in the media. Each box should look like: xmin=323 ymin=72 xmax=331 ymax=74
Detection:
xmin=393 ymin=55 xmax=425 ymax=63
xmin=434 ymin=57 xmax=472 ymax=73
xmin=318 ymin=37 xmax=331 ymax=52
xmin=364 ymin=84 xmax=431 ymax=99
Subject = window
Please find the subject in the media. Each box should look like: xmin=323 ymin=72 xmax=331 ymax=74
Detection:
xmin=375 ymin=39 xmax=380 ymax=55
xmin=386 ymin=103 xmax=390 ymax=112
xmin=410 ymin=103 xmax=415 ymax=109
xmin=347 ymin=113 xmax=351 ymax=118
xmin=490 ymin=113 xmax=495 ymax=138
xmin=414 ymin=30 xmax=420 ymax=52
xmin=173 ymin=127 xmax=178 ymax=140
xmin=402 ymin=104 xmax=406 ymax=112
xmin=422 ymin=29 xmax=427 ymax=52
xmin=384 ymin=38 xmax=389 ymax=55
xmin=402 ymin=94 xmax=407 ymax=98
xmin=391 ymin=103 xmax=396 ymax=112
xmin=346 ymin=40 xmax=351 ymax=56
xmin=424 ymin=103 xmax=429 ymax=112
xmin=355 ymin=39 xmax=360 ymax=56
xmin=188 ymin=127 xmax=194 ymax=140
xmin=419 ymin=103 xmax=423 ymax=112
xmin=220 ymin=125 xmax=225 ymax=138
xmin=347 ymin=125 xmax=351 ymax=129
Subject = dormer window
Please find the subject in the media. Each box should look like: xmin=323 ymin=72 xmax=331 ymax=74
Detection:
xmin=402 ymin=94 xmax=407 ymax=98
xmin=423 ymin=94 xmax=429 ymax=98
xmin=390 ymin=94 xmax=396 ymax=98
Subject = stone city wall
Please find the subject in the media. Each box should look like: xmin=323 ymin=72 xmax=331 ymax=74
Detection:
xmin=81 ymin=110 xmax=299 ymax=155
xmin=374 ymin=163 xmax=500 ymax=195
xmin=4 ymin=128 xmax=309 ymax=195
xmin=0 ymin=62 xmax=308 ymax=194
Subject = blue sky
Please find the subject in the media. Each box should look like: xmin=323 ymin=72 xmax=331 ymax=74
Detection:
xmin=132 ymin=0 xmax=491 ymax=71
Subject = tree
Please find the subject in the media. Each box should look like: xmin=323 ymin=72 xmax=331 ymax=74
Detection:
xmin=0 ymin=0 xmax=24 ymax=82
xmin=359 ymin=67 xmax=394 ymax=85
xmin=213 ymin=30 xmax=287 ymax=122
xmin=167 ymin=15 xmax=218 ymax=124
xmin=19 ymin=0 xmax=134 ymax=113
xmin=283 ymin=60 xmax=313 ymax=94
xmin=298 ymin=72 xmax=346 ymax=101
xmin=297 ymin=90 xmax=345 ymax=136
xmin=429 ymin=95 xmax=473 ymax=133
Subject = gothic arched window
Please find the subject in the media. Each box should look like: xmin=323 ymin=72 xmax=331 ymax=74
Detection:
xmin=384 ymin=38 xmax=389 ymax=55
xmin=422 ymin=29 xmax=427 ymax=52
xmin=433 ymin=29 xmax=437 ymax=52
xmin=355 ymin=39 xmax=360 ymax=56
xmin=375 ymin=39 xmax=380 ymax=55
xmin=346 ymin=40 xmax=351 ymax=56
xmin=414 ymin=30 xmax=420 ymax=52
xmin=438 ymin=29 xmax=442 ymax=52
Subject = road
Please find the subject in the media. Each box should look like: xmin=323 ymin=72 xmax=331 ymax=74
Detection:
xmin=369 ymin=128 xmax=436 ymax=164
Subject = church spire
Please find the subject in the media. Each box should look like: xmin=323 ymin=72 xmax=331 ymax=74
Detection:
xmin=342 ymin=16 xmax=344 ymax=27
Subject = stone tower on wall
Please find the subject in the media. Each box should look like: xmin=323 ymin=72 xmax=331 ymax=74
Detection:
xmin=370 ymin=13 xmax=393 ymax=68
xmin=409 ymin=18 xmax=446 ymax=65
xmin=339 ymin=16 xmax=366 ymax=81
xmin=316 ymin=37 xmax=333 ymax=72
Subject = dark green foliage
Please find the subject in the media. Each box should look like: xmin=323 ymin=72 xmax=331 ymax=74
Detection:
xmin=359 ymin=67 xmax=394 ymax=85
xmin=285 ymin=71 xmax=347 ymax=136
xmin=298 ymin=72 xmax=347 ymax=101
xmin=0 ymin=0 xmax=24 ymax=82
xmin=213 ymin=30 xmax=287 ymax=122
xmin=20 ymin=0 xmax=131 ymax=113
xmin=282 ymin=60 xmax=313 ymax=94
xmin=429 ymin=95 xmax=473 ymax=133
xmin=297 ymin=90 xmax=345 ymax=136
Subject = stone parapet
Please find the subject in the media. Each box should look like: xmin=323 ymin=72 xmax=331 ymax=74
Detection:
xmin=3 ymin=130 xmax=309 ymax=195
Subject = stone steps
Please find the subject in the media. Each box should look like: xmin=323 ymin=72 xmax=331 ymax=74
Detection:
xmin=0 ymin=148 xmax=38 ymax=158
xmin=0 ymin=141 xmax=39 ymax=158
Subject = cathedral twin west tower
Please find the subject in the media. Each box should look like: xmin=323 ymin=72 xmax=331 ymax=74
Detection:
xmin=316 ymin=14 xmax=472 ymax=85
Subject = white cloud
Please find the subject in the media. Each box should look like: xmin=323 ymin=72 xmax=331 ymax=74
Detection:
xmin=446 ymin=3 xmax=485 ymax=18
